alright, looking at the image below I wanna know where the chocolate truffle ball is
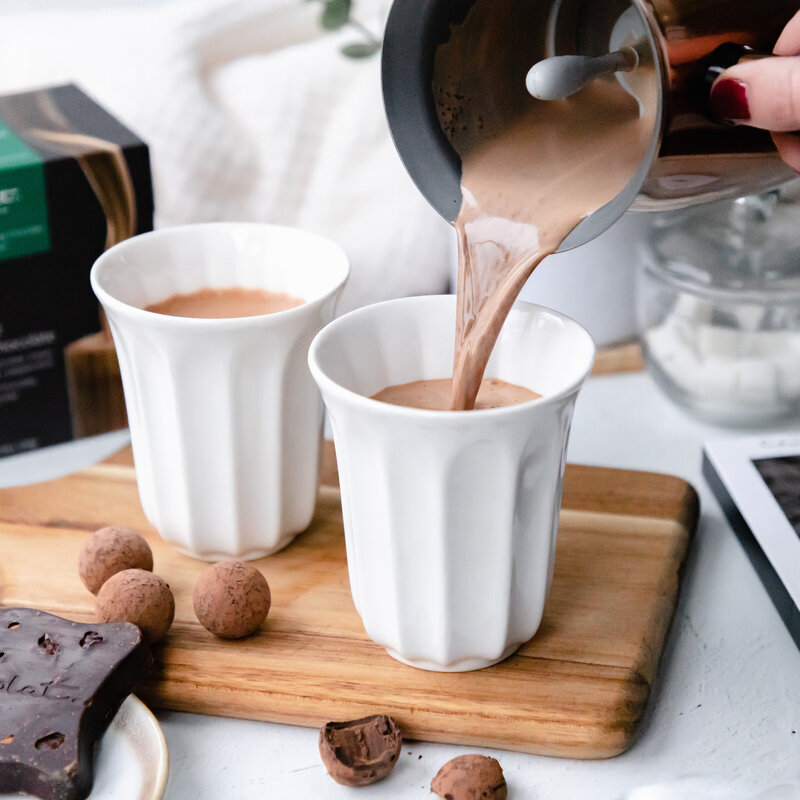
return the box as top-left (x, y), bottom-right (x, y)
top-left (79, 526), bottom-right (153, 595)
top-left (431, 755), bottom-right (507, 800)
top-left (96, 569), bottom-right (174, 643)
top-left (193, 561), bottom-right (270, 639)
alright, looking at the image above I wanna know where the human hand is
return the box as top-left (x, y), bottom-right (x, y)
top-left (709, 11), bottom-right (800, 172)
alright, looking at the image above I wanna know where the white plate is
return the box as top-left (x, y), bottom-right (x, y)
top-left (1, 695), bottom-right (169, 800)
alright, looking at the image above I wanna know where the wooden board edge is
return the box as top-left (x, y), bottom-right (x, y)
top-left (137, 661), bottom-right (651, 760)
top-left (629, 521), bottom-right (693, 686)
top-left (0, 589), bottom-right (653, 759)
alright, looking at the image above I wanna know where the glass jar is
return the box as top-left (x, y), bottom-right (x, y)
top-left (637, 184), bottom-right (800, 426)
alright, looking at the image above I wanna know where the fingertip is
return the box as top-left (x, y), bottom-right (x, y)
top-left (709, 76), bottom-right (750, 123)
top-left (711, 58), bottom-right (800, 132)
top-left (774, 10), bottom-right (800, 56)
top-left (772, 132), bottom-right (800, 174)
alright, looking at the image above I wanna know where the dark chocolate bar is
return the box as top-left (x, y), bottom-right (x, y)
top-left (0, 607), bottom-right (150, 799)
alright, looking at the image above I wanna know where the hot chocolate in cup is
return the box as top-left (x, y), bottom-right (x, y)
top-left (91, 222), bottom-right (349, 560)
top-left (308, 295), bottom-right (595, 671)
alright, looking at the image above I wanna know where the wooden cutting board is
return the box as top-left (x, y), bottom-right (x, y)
top-left (0, 457), bottom-right (697, 759)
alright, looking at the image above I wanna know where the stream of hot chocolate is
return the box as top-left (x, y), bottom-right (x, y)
top-left (433, 0), bottom-right (657, 410)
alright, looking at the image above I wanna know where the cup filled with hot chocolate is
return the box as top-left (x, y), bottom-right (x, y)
top-left (91, 222), bottom-right (349, 560)
top-left (309, 295), bottom-right (594, 671)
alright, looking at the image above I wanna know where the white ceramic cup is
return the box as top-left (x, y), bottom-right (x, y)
top-left (91, 223), bottom-right (349, 560)
top-left (308, 295), bottom-right (595, 671)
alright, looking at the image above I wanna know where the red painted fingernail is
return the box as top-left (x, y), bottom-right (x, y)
top-left (709, 78), bottom-right (751, 122)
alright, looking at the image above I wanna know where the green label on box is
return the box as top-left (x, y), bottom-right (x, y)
top-left (0, 120), bottom-right (50, 260)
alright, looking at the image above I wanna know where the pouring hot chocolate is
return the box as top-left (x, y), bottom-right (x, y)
top-left (382, 0), bottom-right (799, 409)
top-left (382, 0), bottom-right (799, 250)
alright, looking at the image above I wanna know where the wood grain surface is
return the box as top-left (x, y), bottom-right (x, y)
top-left (64, 330), bottom-right (127, 438)
top-left (0, 453), bottom-right (696, 759)
top-left (593, 341), bottom-right (644, 376)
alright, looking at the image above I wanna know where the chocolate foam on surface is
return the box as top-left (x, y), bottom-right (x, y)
top-left (145, 287), bottom-right (304, 319)
top-left (372, 377), bottom-right (539, 410)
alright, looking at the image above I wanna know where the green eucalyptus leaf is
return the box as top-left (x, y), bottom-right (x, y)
top-left (320, 0), bottom-right (351, 30)
top-left (340, 40), bottom-right (381, 58)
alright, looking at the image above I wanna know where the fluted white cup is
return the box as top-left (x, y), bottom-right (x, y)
top-left (309, 295), bottom-right (595, 671)
top-left (91, 223), bottom-right (349, 560)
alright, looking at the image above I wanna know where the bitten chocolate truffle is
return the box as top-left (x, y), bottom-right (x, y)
top-left (79, 526), bottom-right (153, 595)
top-left (319, 715), bottom-right (402, 786)
top-left (96, 569), bottom-right (174, 643)
top-left (431, 755), bottom-right (507, 800)
top-left (193, 561), bottom-right (270, 639)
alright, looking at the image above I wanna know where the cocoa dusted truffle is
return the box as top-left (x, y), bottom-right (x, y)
top-left (193, 561), bottom-right (270, 639)
top-left (319, 714), bottom-right (402, 786)
top-left (96, 569), bottom-right (174, 643)
top-left (431, 755), bottom-right (507, 800)
top-left (79, 526), bottom-right (153, 595)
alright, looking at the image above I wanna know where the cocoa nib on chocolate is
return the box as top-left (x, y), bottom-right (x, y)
top-left (431, 754), bottom-right (507, 800)
top-left (0, 607), bottom-right (150, 800)
top-left (318, 714), bottom-right (402, 786)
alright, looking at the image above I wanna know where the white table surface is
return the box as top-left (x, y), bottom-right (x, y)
top-left (1, 370), bottom-right (799, 799)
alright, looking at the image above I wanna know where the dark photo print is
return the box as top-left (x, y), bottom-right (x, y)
top-left (753, 455), bottom-right (800, 538)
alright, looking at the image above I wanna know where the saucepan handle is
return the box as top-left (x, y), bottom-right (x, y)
top-left (704, 43), bottom-right (772, 97)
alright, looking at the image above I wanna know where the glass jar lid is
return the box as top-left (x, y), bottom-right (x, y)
top-left (645, 182), bottom-right (800, 302)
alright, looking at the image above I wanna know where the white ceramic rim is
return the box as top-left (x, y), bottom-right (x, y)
top-left (124, 694), bottom-right (170, 800)
top-left (308, 294), bottom-right (596, 422)
top-left (0, 695), bottom-right (169, 800)
top-left (90, 222), bottom-right (350, 331)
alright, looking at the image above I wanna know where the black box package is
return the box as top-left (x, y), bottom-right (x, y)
top-left (0, 84), bottom-right (153, 456)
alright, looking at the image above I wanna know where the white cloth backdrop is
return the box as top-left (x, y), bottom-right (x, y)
top-left (0, 0), bottom-right (453, 312)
